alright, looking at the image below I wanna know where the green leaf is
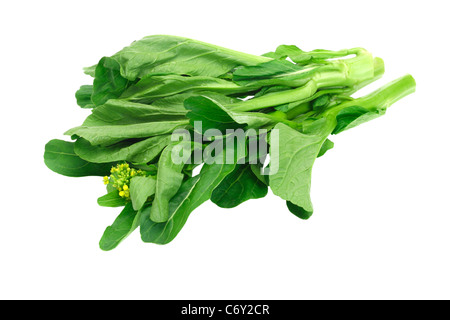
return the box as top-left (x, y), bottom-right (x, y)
top-left (108, 35), bottom-right (271, 81)
top-left (332, 106), bottom-right (382, 135)
top-left (139, 178), bottom-right (197, 244)
top-left (312, 94), bottom-right (331, 111)
top-left (92, 57), bottom-right (132, 106)
top-left (83, 65), bottom-right (96, 77)
top-left (152, 90), bottom-right (239, 109)
top-left (233, 59), bottom-right (316, 87)
top-left (75, 85), bottom-right (94, 108)
top-left (269, 118), bottom-right (334, 215)
top-left (121, 75), bottom-right (244, 103)
top-left (44, 139), bottom-right (114, 177)
top-left (272, 45), bottom-right (306, 62)
top-left (82, 99), bottom-right (187, 127)
top-left (74, 135), bottom-right (171, 164)
top-left (65, 119), bottom-right (189, 146)
top-left (184, 96), bottom-right (246, 133)
top-left (99, 203), bottom-right (140, 251)
top-left (234, 59), bottom-right (301, 80)
top-left (140, 161), bottom-right (236, 245)
top-left (317, 139), bottom-right (334, 158)
top-left (97, 191), bottom-right (128, 207)
top-left (106, 181), bottom-right (116, 193)
top-left (211, 164), bottom-right (268, 208)
top-left (286, 201), bottom-right (313, 220)
top-left (130, 176), bottom-right (157, 211)
top-left (274, 45), bottom-right (357, 65)
top-left (149, 143), bottom-right (193, 222)
top-left (184, 96), bottom-right (274, 133)
top-left (324, 75), bottom-right (416, 129)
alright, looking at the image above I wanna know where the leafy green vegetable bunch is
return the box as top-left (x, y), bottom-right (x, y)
top-left (44, 35), bottom-right (415, 250)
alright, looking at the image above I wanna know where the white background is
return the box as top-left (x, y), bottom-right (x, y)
top-left (1, 0), bottom-right (449, 300)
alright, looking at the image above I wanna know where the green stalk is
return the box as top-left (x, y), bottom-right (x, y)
top-left (227, 51), bottom-right (375, 112)
top-left (285, 102), bottom-right (311, 120)
top-left (229, 81), bottom-right (318, 112)
top-left (346, 56), bottom-right (385, 95)
top-left (324, 74), bottom-right (416, 117)
top-left (285, 56), bottom-right (386, 120)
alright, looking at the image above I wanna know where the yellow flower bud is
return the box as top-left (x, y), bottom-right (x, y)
top-left (105, 163), bottom-right (147, 199)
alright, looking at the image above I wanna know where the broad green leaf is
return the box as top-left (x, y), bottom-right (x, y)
top-left (82, 99), bottom-right (187, 127)
top-left (140, 161), bottom-right (236, 245)
top-left (184, 96), bottom-right (274, 133)
top-left (44, 139), bottom-right (114, 177)
top-left (108, 35), bottom-right (271, 81)
top-left (99, 203), bottom-right (140, 251)
top-left (234, 59), bottom-right (301, 80)
top-left (139, 178), bottom-right (198, 244)
top-left (65, 119), bottom-right (189, 146)
top-left (130, 176), bottom-right (157, 211)
top-left (74, 135), bottom-right (171, 164)
top-left (269, 118), bottom-right (335, 215)
top-left (211, 164), bottom-right (268, 208)
top-left (229, 111), bottom-right (276, 128)
top-left (121, 75), bottom-right (245, 103)
top-left (92, 57), bottom-right (132, 106)
top-left (332, 106), bottom-right (383, 134)
top-left (75, 85), bottom-right (94, 108)
top-left (233, 59), bottom-right (317, 87)
top-left (151, 90), bottom-right (239, 109)
top-left (150, 142), bottom-right (196, 223)
top-left (97, 191), bottom-right (127, 207)
top-left (184, 96), bottom-right (246, 133)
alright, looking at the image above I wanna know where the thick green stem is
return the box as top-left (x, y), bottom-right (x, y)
top-left (228, 81), bottom-right (318, 112)
top-left (227, 51), bottom-right (375, 112)
top-left (285, 102), bottom-right (311, 120)
top-left (346, 57), bottom-right (385, 95)
top-left (324, 74), bottom-right (416, 117)
top-left (285, 57), bottom-right (386, 120)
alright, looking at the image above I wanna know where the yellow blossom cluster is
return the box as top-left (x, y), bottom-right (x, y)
top-left (103, 163), bottom-right (145, 199)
